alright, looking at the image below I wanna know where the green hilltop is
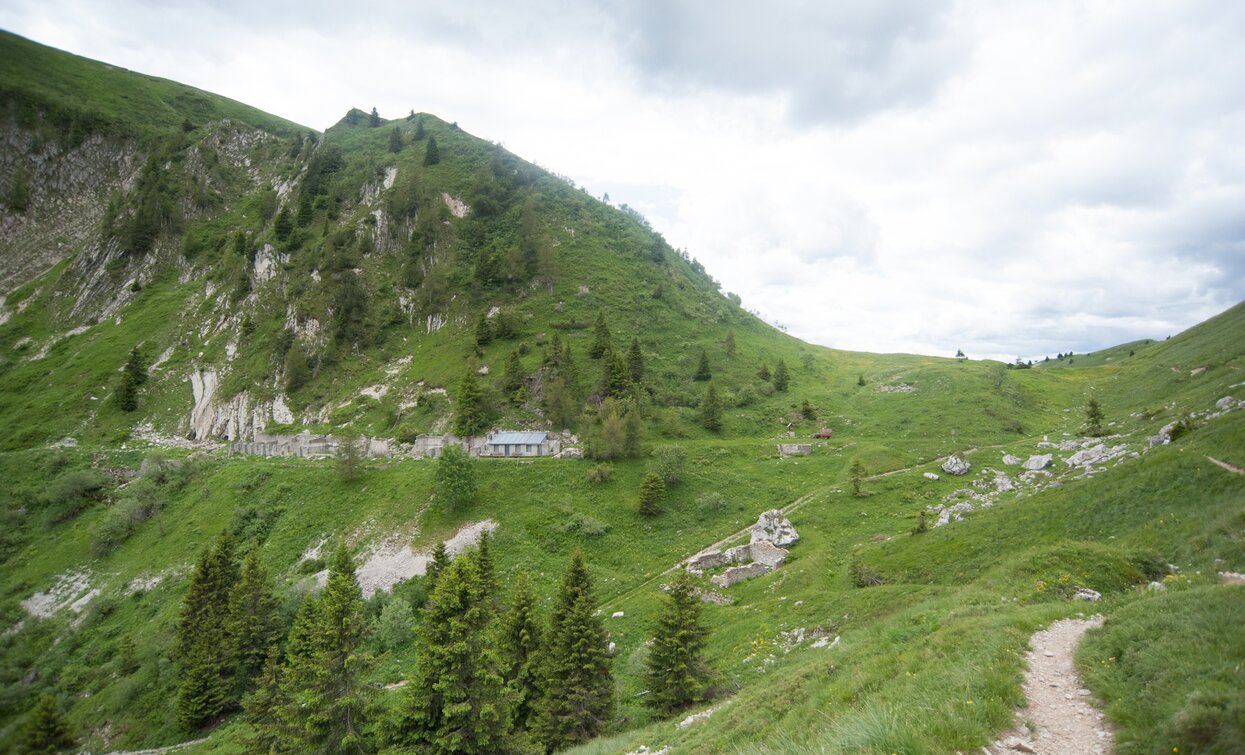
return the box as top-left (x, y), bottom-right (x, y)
top-left (1, 32), bottom-right (1243, 754)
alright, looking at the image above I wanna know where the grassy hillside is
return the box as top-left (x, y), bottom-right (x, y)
top-left (1, 34), bottom-right (1244, 755)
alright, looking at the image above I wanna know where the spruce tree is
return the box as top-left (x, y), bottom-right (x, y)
top-left (644, 572), bottom-right (710, 714)
top-left (389, 125), bottom-right (403, 153)
top-left (124, 346), bottom-right (148, 386)
top-left (474, 530), bottom-right (498, 605)
top-left (475, 312), bottom-right (493, 347)
top-left (274, 205), bottom-right (293, 241)
top-left (453, 369), bottom-right (488, 436)
top-left (638, 472), bottom-right (665, 516)
top-left (277, 545), bottom-right (372, 751)
top-left (435, 445), bottom-right (476, 510)
top-left (414, 115), bottom-right (427, 140)
top-left (589, 311), bottom-right (612, 359)
top-left (1084, 398), bottom-right (1105, 437)
top-left (19, 694), bottom-right (75, 754)
top-left (242, 644), bottom-right (289, 753)
top-left (627, 336), bottom-right (645, 385)
top-left (601, 349), bottom-right (629, 399)
top-left (536, 550), bottom-right (614, 751)
top-left (227, 547), bottom-right (280, 693)
top-left (623, 405), bottom-right (643, 458)
top-left (424, 135), bottom-right (440, 166)
top-left (773, 359), bottom-right (789, 392)
top-left (296, 190), bottom-right (313, 227)
top-left (543, 376), bottom-right (576, 431)
top-left (503, 350), bottom-right (524, 397)
top-left (175, 531), bottom-right (239, 731)
top-left (395, 556), bottom-right (511, 753)
top-left (850, 459), bottom-right (867, 498)
top-left (501, 572), bottom-right (544, 735)
top-left (701, 382), bottom-right (723, 433)
top-left (724, 331), bottom-right (736, 357)
top-left (693, 350), bottom-right (711, 381)
top-left (757, 363), bottom-right (771, 382)
top-left (426, 540), bottom-right (451, 594)
top-left (369, 106), bottom-right (381, 127)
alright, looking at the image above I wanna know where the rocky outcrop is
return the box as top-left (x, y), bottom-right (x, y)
top-left (777, 443), bottom-right (812, 457)
top-left (750, 509), bottom-right (799, 547)
top-left (189, 369), bottom-right (295, 441)
top-left (687, 511), bottom-right (799, 587)
top-left (942, 455), bottom-right (971, 475)
top-left (1002, 454), bottom-right (1022, 466)
top-left (1023, 454), bottom-right (1052, 470)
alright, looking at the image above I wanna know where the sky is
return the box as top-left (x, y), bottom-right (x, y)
top-left (4, 0), bottom-right (1243, 360)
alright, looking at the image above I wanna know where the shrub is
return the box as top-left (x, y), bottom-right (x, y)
top-left (40, 469), bottom-right (107, 524)
top-left (848, 557), bottom-right (884, 587)
top-left (639, 472), bottom-right (665, 516)
top-left (696, 492), bottom-right (726, 514)
top-left (585, 464), bottom-right (613, 484)
top-left (649, 445), bottom-right (687, 485)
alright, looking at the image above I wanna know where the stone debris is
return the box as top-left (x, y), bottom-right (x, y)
top-left (777, 443), bottom-right (813, 457)
top-left (688, 511), bottom-right (799, 588)
top-left (354, 520), bottom-right (497, 598)
top-left (942, 455), bottom-right (971, 475)
top-left (711, 562), bottom-right (770, 588)
top-left (1002, 454), bottom-right (1023, 466)
top-left (1219, 571), bottom-right (1245, 586)
top-left (1073, 588), bottom-right (1102, 602)
top-left (625, 747), bottom-right (670, 755)
top-left (676, 706), bottom-right (720, 729)
top-left (750, 509), bottom-right (800, 547)
top-left (1023, 454), bottom-right (1052, 470)
top-left (611, 611), bottom-right (625, 619)
top-left (1215, 395), bottom-right (1236, 411)
top-left (923, 471), bottom-right (940, 480)
top-left (22, 570), bottom-right (95, 619)
top-left (994, 472), bottom-right (1015, 493)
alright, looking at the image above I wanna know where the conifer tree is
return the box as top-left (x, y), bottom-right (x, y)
top-left (757, 363), bottom-right (771, 382)
top-left (296, 190), bottom-right (314, 227)
top-left (435, 444), bottom-right (477, 510)
top-left (773, 359), bottom-right (789, 392)
top-left (724, 331), bottom-right (736, 357)
top-left (175, 531), bottom-right (239, 731)
top-left (274, 205), bottom-right (293, 241)
top-left (503, 350), bottom-right (524, 397)
top-left (536, 550), bottom-right (614, 751)
top-left (426, 540), bottom-right (450, 594)
top-left (623, 405), bottom-right (643, 458)
top-left (701, 382), bottom-right (723, 432)
top-left (124, 346), bottom-right (148, 387)
top-left (276, 545), bottom-right (372, 751)
top-left (424, 135), bottom-right (440, 166)
top-left (1084, 398), bottom-right (1105, 437)
top-left (501, 572), bottom-right (544, 735)
top-left (561, 345), bottom-right (581, 399)
top-left (369, 106), bottom-right (381, 127)
top-left (228, 547), bottom-right (280, 693)
top-left (474, 530), bottom-right (498, 604)
top-left (644, 572), bottom-right (710, 714)
top-left (543, 376), bottom-right (576, 430)
top-left (593, 398), bottom-right (625, 460)
top-left (475, 312), bottom-right (493, 347)
top-left (693, 350), bottom-right (711, 381)
top-left (414, 115), bottom-right (427, 140)
top-left (589, 311), bottom-right (612, 359)
top-left (242, 643), bottom-right (289, 753)
top-left (601, 349), bottom-right (629, 398)
top-left (850, 459), bottom-right (867, 498)
top-left (19, 694), bottom-right (75, 754)
top-left (395, 556), bottom-right (511, 753)
top-left (627, 336), bottom-right (645, 385)
top-left (388, 125), bottom-right (403, 153)
top-left (638, 472), bottom-right (665, 516)
top-left (453, 369), bottom-right (488, 436)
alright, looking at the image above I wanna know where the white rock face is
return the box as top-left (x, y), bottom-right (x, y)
top-left (749, 510), bottom-right (799, 548)
top-left (1023, 454), bottom-right (1052, 470)
top-left (942, 455), bottom-right (971, 475)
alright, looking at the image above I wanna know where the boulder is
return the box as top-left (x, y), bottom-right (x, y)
top-left (994, 473), bottom-right (1015, 493)
top-left (923, 471), bottom-right (940, 480)
top-left (750, 509), bottom-right (799, 548)
top-left (1066, 444), bottom-right (1107, 467)
top-left (1002, 454), bottom-right (1023, 466)
top-left (745, 541), bottom-right (789, 569)
top-left (1073, 588), bottom-right (1102, 602)
top-left (611, 611), bottom-right (624, 619)
top-left (941, 455), bottom-right (971, 475)
top-left (1023, 454), bottom-right (1052, 470)
top-left (1216, 396), bottom-right (1236, 411)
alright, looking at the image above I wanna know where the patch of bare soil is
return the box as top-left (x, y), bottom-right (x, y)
top-left (989, 616), bottom-right (1113, 755)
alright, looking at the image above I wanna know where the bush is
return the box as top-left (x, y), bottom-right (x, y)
top-left (649, 445), bottom-right (687, 485)
top-left (297, 557), bottom-right (326, 575)
top-left (39, 469), bottom-right (107, 524)
top-left (585, 464), bottom-right (613, 484)
top-left (695, 492), bottom-right (726, 514)
top-left (555, 513), bottom-right (610, 537)
top-left (639, 472), bottom-right (666, 516)
top-left (848, 557), bottom-right (884, 587)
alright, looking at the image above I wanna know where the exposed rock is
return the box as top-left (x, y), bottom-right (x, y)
top-left (1073, 588), bottom-right (1101, 602)
top-left (441, 192), bottom-right (470, 218)
top-left (1023, 454), bottom-right (1052, 470)
top-left (698, 590), bottom-right (734, 605)
top-left (923, 471), bottom-right (940, 480)
top-left (777, 443), bottom-right (812, 457)
top-left (942, 455), bottom-right (971, 475)
top-left (994, 472), bottom-right (1015, 493)
top-left (1216, 396), bottom-right (1236, 411)
top-left (611, 611), bottom-right (625, 619)
top-left (734, 541), bottom-right (788, 569)
top-left (749, 509), bottom-right (799, 548)
top-left (677, 706), bottom-right (719, 729)
top-left (1146, 581), bottom-right (1166, 592)
top-left (1219, 571), bottom-right (1245, 586)
top-left (685, 551), bottom-right (731, 573)
top-left (1002, 454), bottom-right (1023, 466)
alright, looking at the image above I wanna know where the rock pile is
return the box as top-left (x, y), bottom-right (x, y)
top-left (942, 455), bottom-right (971, 475)
top-left (685, 510), bottom-right (799, 587)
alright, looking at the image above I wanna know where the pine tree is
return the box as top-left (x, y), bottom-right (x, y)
top-left (435, 445), bottom-right (477, 510)
top-left (283, 339), bottom-right (309, 392)
top-left (773, 359), bottom-right (789, 392)
top-left (414, 115), bottom-right (426, 140)
top-left (701, 382), bottom-right (723, 433)
top-left (388, 125), bottom-right (403, 153)
top-left (175, 531), bottom-right (239, 731)
top-left (501, 572), bottom-right (544, 735)
top-left (124, 346), bottom-right (148, 386)
top-left (18, 694), bottom-right (75, 754)
top-left (296, 189), bottom-right (314, 227)
top-left (850, 460), bottom-right (866, 498)
top-left (724, 331), bottom-right (736, 357)
top-left (693, 350), bottom-right (711, 381)
top-left (453, 369), bottom-right (488, 436)
top-left (474, 530), bottom-right (498, 605)
top-left (276, 545), bottom-right (373, 751)
top-left (589, 311), bottom-right (612, 359)
top-left (394, 556), bottom-right (511, 753)
top-left (601, 349), bottom-right (629, 398)
top-left (242, 644), bottom-right (289, 752)
top-left (503, 350), bottom-right (524, 397)
top-left (536, 550), bottom-right (614, 751)
top-left (801, 399), bottom-right (816, 421)
top-left (593, 398), bottom-right (625, 460)
top-left (369, 106), bottom-right (381, 127)
top-left (227, 547), bottom-right (280, 693)
top-left (424, 135), bottom-right (440, 166)
top-left (757, 363), bottom-right (771, 382)
top-left (335, 433), bottom-right (364, 481)
top-left (116, 369), bottom-right (139, 412)
top-left (426, 540), bottom-right (450, 594)
top-left (627, 336), bottom-right (645, 385)
top-left (638, 472), bottom-right (665, 516)
top-left (543, 376), bottom-right (576, 430)
top-left (644, 572), bottom-right (710, 714)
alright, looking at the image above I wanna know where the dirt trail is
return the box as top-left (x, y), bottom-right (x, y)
top-left (1207, 456), bottom-right (1245, 475)
top-left (989, 616), bottom-right (1113, 754)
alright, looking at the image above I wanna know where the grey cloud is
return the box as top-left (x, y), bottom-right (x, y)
top-left (607, 0), bottom-right (961, 123)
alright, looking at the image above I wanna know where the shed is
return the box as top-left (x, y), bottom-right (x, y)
top-left (484, 431), bottom-right (551, 457)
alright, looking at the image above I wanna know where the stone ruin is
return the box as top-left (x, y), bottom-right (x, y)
top-left (685, 510), bottom-right (799, 588)
top-left (777, 443), bottom-right (813, 457)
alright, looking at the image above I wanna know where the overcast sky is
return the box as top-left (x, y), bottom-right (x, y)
top-left (4, 1), bottom-right (1243, 360)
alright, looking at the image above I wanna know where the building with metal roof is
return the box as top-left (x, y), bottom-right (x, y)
top-left (483, 430), bottom-right (552, 457)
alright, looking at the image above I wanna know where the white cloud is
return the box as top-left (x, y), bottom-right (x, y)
top-left (1, 0), bottom-right (1242, 360)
